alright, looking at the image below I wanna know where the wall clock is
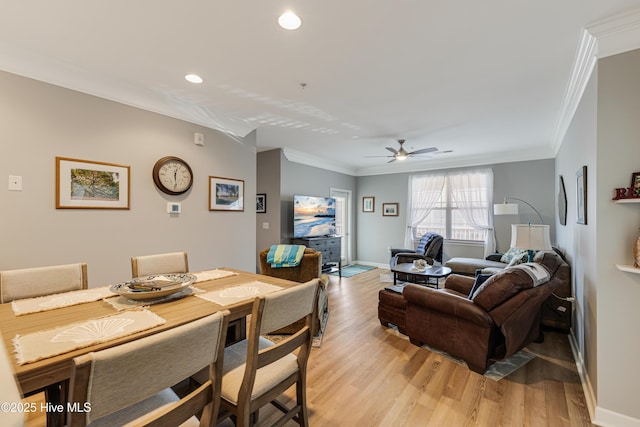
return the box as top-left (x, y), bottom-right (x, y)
top-left (152, 156), bottom-right (193, 195)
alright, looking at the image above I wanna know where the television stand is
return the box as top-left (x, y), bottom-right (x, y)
top-left (292, 236), bottom-right (342, 278)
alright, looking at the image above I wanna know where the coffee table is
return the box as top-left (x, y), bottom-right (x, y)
top-left (390, 263), bottom-right (452, 288)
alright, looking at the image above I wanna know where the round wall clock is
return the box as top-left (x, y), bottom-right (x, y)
top-left (152, 156), bottom-right (193, 195)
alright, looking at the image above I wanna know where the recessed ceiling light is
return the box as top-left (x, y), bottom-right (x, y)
top-left (278, 11), bottom-right (301, 30)
top-left (185, 74), bottom-right (203, 84)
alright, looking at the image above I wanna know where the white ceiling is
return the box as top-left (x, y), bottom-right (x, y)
top-left (1, 1), bottom-right (639, 175)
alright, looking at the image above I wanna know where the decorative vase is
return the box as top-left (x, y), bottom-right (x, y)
top-left (634, 235), bottom-right (640, 268)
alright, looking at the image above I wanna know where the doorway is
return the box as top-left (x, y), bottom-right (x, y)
top-left (330, 188), bottom-right (352, 266)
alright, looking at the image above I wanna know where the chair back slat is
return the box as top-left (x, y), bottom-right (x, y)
top-left (259, 279), bottom-right (318, 335)
top-left (69, 310), bottom-right (228, 426)
top-left (131, 252), bottom-right (188, 277)
top-left (0, 263), bottom-right (87, 303)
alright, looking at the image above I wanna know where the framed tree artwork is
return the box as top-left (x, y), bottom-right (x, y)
top-left (56, 157), bottom-right (130, 209)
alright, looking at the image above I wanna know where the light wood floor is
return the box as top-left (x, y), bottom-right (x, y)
top-left (24, 268), bottom-right (593, 426)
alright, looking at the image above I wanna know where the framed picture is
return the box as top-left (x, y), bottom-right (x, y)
top-left (56, 157), bottom-right (130, 209)
top-left (576, 166), bottom-right (587, 225)
top-left (382, 203), bottom-right (399, 216)
top-left (209, 176), bottom-right (244, 211)
top-left (362, 196), bottom-right (374, 213)
top-left (631, 172), bottom-right (640, 196)
top-left (256, 193), bottom-right (266, 213)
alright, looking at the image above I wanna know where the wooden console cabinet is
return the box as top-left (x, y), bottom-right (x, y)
top-left (292, 236), bottom-right (342, 277)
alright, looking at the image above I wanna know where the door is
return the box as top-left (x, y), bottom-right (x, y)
top-left (330, 188), bottom-right (352, 265)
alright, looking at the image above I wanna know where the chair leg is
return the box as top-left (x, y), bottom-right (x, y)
top-left (296, 377), bottom-right (309, 427)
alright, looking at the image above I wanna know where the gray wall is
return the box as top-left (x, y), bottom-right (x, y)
top-left (355, 159), bottom-right (556, 265)
top-left (254, 149), bottom-right (358, 264)
top-left (595, 49), bottom-right (640, 422)
top-left (256, 149), bottom-right (282, 269)
top-left (280, 156), bottom-right (357, 244)
top-left (557, 48), bottom-right (640, 425)
top-left (0, 70), bottom-right (257, 286)
top-left (556, 66), bottom-right (598, 409)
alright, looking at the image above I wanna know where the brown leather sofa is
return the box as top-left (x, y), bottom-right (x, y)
top-left (403, 250), bottom-right (566, 373)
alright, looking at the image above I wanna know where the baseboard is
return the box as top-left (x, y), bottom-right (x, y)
top-left (568, 332), bottom-right (596, 422)
top-left (569, 331), bottom-right (640, 427)
top-left (352, 260), bottom-right (389, 269)
top-left (594, 407), bottom-right (640, 427)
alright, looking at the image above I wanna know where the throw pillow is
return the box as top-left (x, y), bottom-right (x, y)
top-left (500, 247), bottom-right (525, 264)
top-left (506, 250), bottom-right (529, 267)
top-left (468, 273), bottom-right (493, 299)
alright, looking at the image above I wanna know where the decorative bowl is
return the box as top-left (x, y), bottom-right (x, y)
top-left (110, 273), bottom-right (197, 300)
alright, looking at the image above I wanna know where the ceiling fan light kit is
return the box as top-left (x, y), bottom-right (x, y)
top-left (369, 139), bottom-right (439, 163)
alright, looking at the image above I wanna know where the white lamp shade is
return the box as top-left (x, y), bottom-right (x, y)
top-left (494, 203), bottom-right (519, 215)
top-left (510, 224), bottom-right (552, 251)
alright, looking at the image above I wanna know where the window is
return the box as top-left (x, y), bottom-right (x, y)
top-left (408, 169), bottom-right (493, 243)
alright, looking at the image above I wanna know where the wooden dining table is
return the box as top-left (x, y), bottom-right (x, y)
top-left (0, 268), bottom-right (300, 425)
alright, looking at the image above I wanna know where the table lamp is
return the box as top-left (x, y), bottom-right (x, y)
top-left (510, 224), bottom-right (552, 262)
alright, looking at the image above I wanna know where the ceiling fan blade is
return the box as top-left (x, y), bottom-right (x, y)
top-left (387, 158), bottom-right (397, 163)
top-left (408, 147), bottom-right (438, 155)
top-left (385, 147), bottom-right (398, 154)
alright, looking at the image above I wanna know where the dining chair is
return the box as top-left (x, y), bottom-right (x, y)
top-left (196, 278), bottom-right (319, 427)
top-left (67, 310), bottom-right (229, 427)
top-left (0, 262), bottom-right (87, 303)
top-left (0, 333), bottom-right (24, 427)
top-left (0, 262), bottom-right (88, 425)
top-left (131, 251), bottom-right (189, 277)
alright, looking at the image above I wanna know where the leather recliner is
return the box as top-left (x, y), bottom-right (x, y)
top-left (403, 250), bottom-right (565, 373)
top-left (390, 232), bottom-right (444, 284)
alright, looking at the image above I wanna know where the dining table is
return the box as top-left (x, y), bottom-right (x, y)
top-left (0, 268), bottom-right (301, 426)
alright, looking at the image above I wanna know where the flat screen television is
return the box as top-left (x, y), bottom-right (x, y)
top-left (293, 195), bottom-right (336, 238)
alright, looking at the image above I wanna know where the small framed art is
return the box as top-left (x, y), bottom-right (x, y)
top-left (363, 196), bottom-right (374, 213)
top-left (631, 172), bottom-right (640, 196)
top-left (56, 157), bottom-right (130, 209)
top-left (209, 176), bottom-right (244, 211)
top-left (256, 193), bottom-right (266, 213)
top-left (382, 203), bottom-right (399, 216)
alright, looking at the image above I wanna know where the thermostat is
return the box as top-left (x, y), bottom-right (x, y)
top-left (167, 202), bottom-right (181, 214)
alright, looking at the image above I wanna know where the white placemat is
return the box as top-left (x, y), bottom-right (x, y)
top-left (196, 281), bottom-right (283, 306)
top-left (193, 269), bottom-right (238, 282)
top-left (11, 286), bottom-right (117, 316)
top-left (12, 309), bottom-right (166, 365)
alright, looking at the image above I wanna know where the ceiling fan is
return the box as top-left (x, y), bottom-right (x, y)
top-left (366, 139), bottom-right (438, 163)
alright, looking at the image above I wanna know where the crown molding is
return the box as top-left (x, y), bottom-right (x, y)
top-left (281, 147), bottom-right (357, 176)
top-left (550, 29), bottom-right (597, 155)
top-left (552, 8), bottom-right (640, 153)
top-left (588, 8), bottom-right (640, 59)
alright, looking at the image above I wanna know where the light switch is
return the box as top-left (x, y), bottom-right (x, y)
top-left (262, 222), bottom-right (269, 229)
top-left (8, 175), bottom-right (22, 191)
